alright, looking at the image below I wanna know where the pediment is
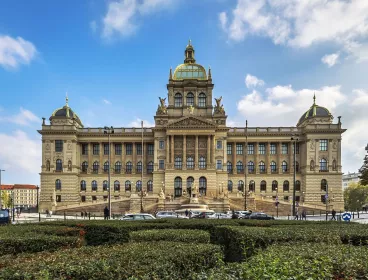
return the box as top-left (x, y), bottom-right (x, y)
top-left (166, 116), bottom-right (216, 128)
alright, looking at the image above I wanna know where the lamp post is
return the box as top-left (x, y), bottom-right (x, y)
top-left (140, 121), bottom-right (144, 213)
top-left (0, 169), bottom-right (5, 210)
top-left (290, 136), bottom-right (299, 217)
top-left (244, 120), bottom-right (248, 211)
top-left (36, 185), bottom-right (39, 213)
top-left (104, 126), bottom-right (114, 219)
top-left (274, 187), bottom-right (279, 217)
top-left (325, 183), bottom-right (329, 221)
top-left (162, 181), bottom-right (165, 210)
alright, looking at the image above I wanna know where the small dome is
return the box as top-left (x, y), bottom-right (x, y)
top-left (297, 95), bottom-right (331, 126)
top-left (173, 63), bottom-right (207, 80)
top-left (50, 96), bottom-right (83, 126)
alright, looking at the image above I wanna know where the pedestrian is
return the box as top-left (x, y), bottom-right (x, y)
top-left (84, 211), bottom-right (87, 219)
top-left (185, 209), bottom-right (189, 217)
top-left (294, 210), bottom-right (299, 220)
top-left (103, 206), bottom-right (109, 220)
top-left (81, 211), bottom-right (84, 219)
top-left (46, 209), bottom-right (49, 217)
top-left (302, 209), bottom-right (307, 220)
top-left (331, 209), bottom-right (336, 221)
top-left (189, 210), bottom-right (192, 218)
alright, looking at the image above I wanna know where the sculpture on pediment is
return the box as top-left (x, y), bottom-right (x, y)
top-left (214, 96), bottom-right (225, 115)
top-left (187, 105), bottom-right (194, 115)
top-left (156, 97), bottom-right (167, 115)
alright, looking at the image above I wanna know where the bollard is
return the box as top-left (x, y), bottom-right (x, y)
top-left (39, 212), bottom-right (41, 222)
top-left (64, 212), bottom-right (66, 221)
top-left (89, 212), bottom-right (91, 220)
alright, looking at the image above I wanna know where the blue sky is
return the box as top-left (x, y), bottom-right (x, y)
top-left (1, 0), bottom-right (368, 185)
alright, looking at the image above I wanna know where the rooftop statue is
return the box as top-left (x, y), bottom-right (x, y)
top-left (214, 96), bottom-right (225, 115)
top-left (157, 97), bottom-right (167, 115)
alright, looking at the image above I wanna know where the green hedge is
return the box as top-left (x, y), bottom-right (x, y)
top-left (0, 242), bottom-right (224, 279)
top-left (130, 229), bottom-right (210, 243)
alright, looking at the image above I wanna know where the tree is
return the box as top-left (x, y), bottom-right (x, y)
top-left (344, 182), bottom-right (368, 211)
top-left (1, 191), bottom-right (12, 209)
top-left (359, 144), bottom-right (368, 186)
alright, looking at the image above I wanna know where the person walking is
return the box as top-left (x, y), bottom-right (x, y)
top-left (302, 209), bottom-right (307, 220)
top-left (84, 211), bottom-right (87, 219)
top-left (185, 209), bottom-right (189, 217)
top-left (331, 209), bottom-right (336, 221)
top-left (81, 211), bottom-right (84, 219)
top-left (103, 206), bottom-right (109, 220)
top-left (294, 209), bottom-right (299, 220)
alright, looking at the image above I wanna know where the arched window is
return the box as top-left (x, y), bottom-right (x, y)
top-left (115, 161), bottom-right (122, 173)
top-left (80, 180), bottom-right (86, 191)
top-left (103, 180), bottom-right (108, 191)
top-left (248, 161), bottom-right (255, 173)
top-left (175, 156), bottom-right (182, 169)
top-left (321, 179), bottom-right (327, 192)
top-left (174, 93), bottom-right (183, 107)
top-left (198, 93), bottom-right (206, 107)
top-left (227, 161), bottom-right (233, 173)
top-left (282, 161), bottom-right (288, 173)
top-left (199, 156), bottom-right (206, 169)
top-left (55, 179), bottom-right (61, 190)
top-left (103, 161), bottom-right (109, 173)
top-left (137, 161), bottom-right (142, 173)
top-left (125, 180), bottom-right (131, 192)
top-left (332, 159), bottom-right (337, 171)
top-left (238, 180), bottom-right (244, 192)
top-left (114, 180), bottom-right (120, 191)
top-left (270, 161), bottom-right (277, 173)
top-left (259, 161), bottom-right (266, 173)
top-left (93, 161), bottom-right (99, 173)
top-left (260, 180), bottom-right (267, 192)
top-left (187, 156), bottom-right (194, 169)
top-left (296, 161), bottom-right (299, 172)
top-left (187, 177), bottom-right (194, 195)
top-left (136, 180), bottom-right (142, 192)
top-left (310, 160), bottom-right (315, 171)
top-left (236, 161), bottom-right (244, 174)
top-left (249, 180), bottom-right (255, 192)
top-left (147, 180), bottom-right (153, 192)
top-left (320, 158), bottom-right (327, 171)
top-left (295, 180), bottom-right (301, 192)
top-left (56, 159), bottom-right (62, 171)
top-left (174, 177), bottom-right (182, 197)
top-left (81, 161), bottom-right (88, 173)
top-left (186, 92), bottom-right (194, 106)
top-left (199, 177), bottom-right (207, 196)
top-left (147, 161), bottom-right (153, 173)
top-left (91, 180), bottom-right (97, 191)
top-left (283, 180), bottom-right (289, 192)
top-left (272, 180), bottom-right (278, 191)
top-left (228, 180), bottom-right (233, 192)
top-left (126, 161), bottom-right (132, 174)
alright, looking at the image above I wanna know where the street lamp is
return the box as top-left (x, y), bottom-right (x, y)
top-left (0, 169), bottom-right (5, 210)
top-left (325, 183), bottom-right (329, 221)
top-left (290, 136), bottom-right (299, 217)
top-left (104, 126), bottom-right (114, 219)
top-left (274, 187), bottom-right (279, 217)
top-left (36, 185), bottom-right (40, 213)
top-left (162, 181), bottom-right (165, 210)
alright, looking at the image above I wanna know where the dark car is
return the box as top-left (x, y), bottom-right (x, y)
top-left (0, 210), bottom-right (10, 225)
top-left (249, 212), bottom-right (275, 220)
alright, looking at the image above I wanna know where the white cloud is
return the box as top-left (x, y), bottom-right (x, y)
top-left (245, 74), bottom-right (265, 88)
top-left (234, 75), bottom-right (366, 173)
top-left (128, 118), bottom-right (154, 128)
top-left (0, 35), bottom-right (37, 69)
top-left (0, 130), bottom-right (41, 183)
top-left (0, 107), bottom-right (40, 126)
top-left (101, 0), bottom-right (175, 39)
top-left (321, 53), bottom-right (339, 67)
top-left (220, 0), bottom-right (368, 62)
top-left (103, 99), bottom-right (111, 105)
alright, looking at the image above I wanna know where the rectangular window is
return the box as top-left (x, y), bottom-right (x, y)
top-left (259, 143), bottom-right (266, 155)
top-left (216, 140), bottom-right (223, 149)
top-left (56, 195), bottom-right (61, 202)
top-left (270, 143), bottom-right (276, 155)
top-left (81, 196), bottom-right (86, 202)
top-left (227, 144), bottom-right (232, 155)
top-left (248, 144), bottom-right (254, 155)
top-left (104, 144), bottom-right (109, 155)
top-left (92, 196), bottom-right (97, 201)
top-left (236, 144), bottom-right (243, 155)
top-left (93, 144), bottom-right (100, 155)
top-left (136, 144), bottom-right (142, 155)
top-left (82, 144), bottom-right (88, 155)
top-left (115, 144), bottom-right (122, 155)
top-left (55, 140), bottom-right (63, 152)
top-left (159, 140), bottom-right (165, 149)
top-left (284, 196), bottom-right (289, 201)
top-left (320, 139), bottom-right (328, 151)
top-left (148, 144), bottom-right (154, 155)
top-left (126, 144), bottom-right (133, 155)
top-left (216, 160), bottom-right (222, 170)
top-left (296, 143), bottom-right (300, 154)
top-left (282, 143), bottom-right (288, 154)
top-left (159, 160), bottom-right (165, 170)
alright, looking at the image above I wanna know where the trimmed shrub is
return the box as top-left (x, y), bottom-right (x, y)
top-left (130, 229), bottom-right (210, 243)
top-left (0, 242), bottom-right (224, 279)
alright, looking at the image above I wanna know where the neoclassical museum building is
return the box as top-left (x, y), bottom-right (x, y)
top-left (38, 41), bottom-right (346, 213)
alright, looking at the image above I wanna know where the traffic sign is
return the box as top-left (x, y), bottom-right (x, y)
top-left (342, 212), bottom-right (352, 222)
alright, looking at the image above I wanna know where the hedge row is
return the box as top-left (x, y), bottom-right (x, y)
top-left (130, 229), bottom-right (210, 243)
top-left (0, 242), bottom-right (224, 280)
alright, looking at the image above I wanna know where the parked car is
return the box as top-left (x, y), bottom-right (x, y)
top-left (120, 214), bottom-right (156, 221)
top-left (191, 212), bottom-right (215, 219)
top-left (0, 210), bottom-right (10, 225)
top-left (156, 211), bottom-right (187, 219)
top-left (207, 213), bottom-right (232, 219)
top-left (249, 212), bottom-right (275, 220)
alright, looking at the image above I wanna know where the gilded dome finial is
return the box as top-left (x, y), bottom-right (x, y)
top-left (65, 92), bottom-right (69, 107)
top-left (313, 92), bottom-right (316, 105)
top-left (189, 38), bottom-right (191, 46)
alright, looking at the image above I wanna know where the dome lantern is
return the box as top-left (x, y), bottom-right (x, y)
top-left (297, 94), bottom-right (333, 126)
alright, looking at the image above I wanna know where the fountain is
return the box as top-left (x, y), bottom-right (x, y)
top-left (175, 182), bottom-right (213, 214)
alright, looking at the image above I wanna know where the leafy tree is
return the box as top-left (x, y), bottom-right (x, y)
top-left (344, 182), bottom-right (368, 211)
top-left (359, 150), bottom-right (368, 186)
top-left (1, 191), bottom-right (12, 209)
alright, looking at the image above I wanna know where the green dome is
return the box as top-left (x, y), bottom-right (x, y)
top-left (297, 95), bottom-right (331, 126)
top-left (173, 63), bottom-right (207, 80)
top-left (50, 96), bottom-right (83, 126)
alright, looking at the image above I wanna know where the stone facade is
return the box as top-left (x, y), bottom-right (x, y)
top-left (38, 42), bottom-right (346, 212)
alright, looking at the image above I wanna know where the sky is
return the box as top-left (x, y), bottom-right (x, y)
top-left (0, 0), bottom-right (368, 185)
